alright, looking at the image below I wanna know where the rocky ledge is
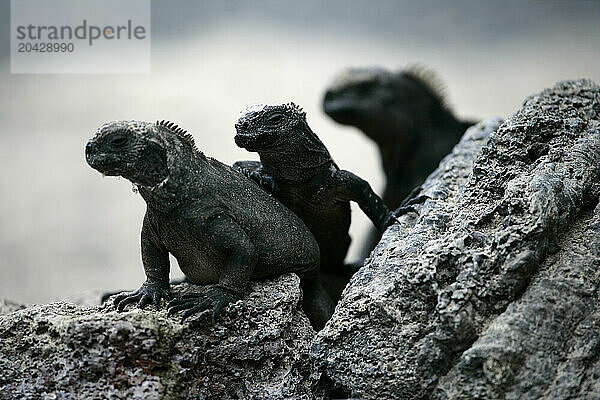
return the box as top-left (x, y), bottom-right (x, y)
top-left (2, 79), bottom-right (599, 400)
top-left (0, 274), bottom-right (319, 400)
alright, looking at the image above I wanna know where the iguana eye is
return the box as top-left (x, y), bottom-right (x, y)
top-left (110, 136), bottom-right (128, 148)
top-left (267, 113), bottom-right (284, 125)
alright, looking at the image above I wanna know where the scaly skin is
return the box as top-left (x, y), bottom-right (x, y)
top-left (85, 120), bottom-right (331, 328)
top-left (233, 103), bottom-right (398, 301)
top-left (323, 67), bottom-right (475, 256)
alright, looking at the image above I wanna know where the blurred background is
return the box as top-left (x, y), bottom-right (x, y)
top-left (1, 0), bottom-right (599, 303)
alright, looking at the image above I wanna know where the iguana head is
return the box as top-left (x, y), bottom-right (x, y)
top-left (86, 120), bottom-right (196, 187)
top-left (322, 67), bottom-right (449, 142)
top-left (234, 102), bottom-right (312, 152)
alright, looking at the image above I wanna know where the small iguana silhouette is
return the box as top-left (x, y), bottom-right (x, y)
top-left (85, 120), bottom-right (332, 328)
top-left (233, 103), bottom-right (400, 301)
top-left (323, 67), bottom-right (476, 256)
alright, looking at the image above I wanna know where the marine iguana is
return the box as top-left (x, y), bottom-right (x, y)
top-left (233, 103), bottom-right (399, 300)
top-left (323, 67), bottom-right (476, 256)
top-left (85, 120), bottom-right (332, 328)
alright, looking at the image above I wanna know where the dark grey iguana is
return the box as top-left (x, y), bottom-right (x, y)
top-left (233, 103), bottom-right (401, 301)
top-left (323, 67), bottom-right (476, 256)
top-left (85, 120), bottom-right (332, 328)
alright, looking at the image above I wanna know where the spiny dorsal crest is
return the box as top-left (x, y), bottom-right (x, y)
top-left (156, 120), bottom-right (198, 151)
top-left (286, 102), bottom-right (307, 119)
top-left (402, 64), bottom-right (449, 109)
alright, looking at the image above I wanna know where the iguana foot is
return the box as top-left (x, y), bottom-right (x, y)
top-left (403, 194), bottom-right (429, 207)
top-left (113, 280), bottom-right (172, 312)
top-left (102, 277), bottom-right (186, 304)
top-left (391, 187), bottom-right (430, 221)
top-left (399, 186), bottom-right (430, 208)
top-left (248, 170), bottom-right (277, 194)
top-left (233, 162), bottom-right (277, 194)
top-left (385, 199), bottom-right (428, 227)
top-left (167, 286), bottom-right (242, 325)
top-left (393, 205), bottom-right (417, 217)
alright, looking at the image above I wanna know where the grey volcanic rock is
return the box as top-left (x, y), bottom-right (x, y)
top-left (0, 274), bottom-right (320, 400)
top-left (311, 79), bottom-right (600, 399)
top-left (437, 203), bottom-right (600, 399)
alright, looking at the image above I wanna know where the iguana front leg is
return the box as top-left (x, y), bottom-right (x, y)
top-left (168, 214), bottom-right (256, 325)
top-left (232, 160), bottom-right (277, 194)
top-left (334, 169), bottom-right (398, 232)
top-left (114, 214), bottom-right (172, 311)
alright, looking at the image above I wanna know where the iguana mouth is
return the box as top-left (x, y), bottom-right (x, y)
top-left (85, 138), bottom-right (124, 175)
top-left (234, 131), bottom-right (260, 140)
top-left (86, 154), bottom-right (123, 176)
top-left (234, 131), bottom-right (276, 150)
top-left (322, 99), bottom-right (360, 123)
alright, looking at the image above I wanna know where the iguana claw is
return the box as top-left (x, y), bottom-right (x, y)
top-left (233, 163), bottom-right (278, 194)
top-left (248, 170), bottom-right (277, 194)
top-left (393, 205), bottom-right (417, 218)
top-left (391, 186), bottom-right (430, 220)
top-left (113, 280), bottom-right (172, 312)
top-left (167, 286), bottom-right (242, 325)
top-left (398, 186), bottom-right (429, 208)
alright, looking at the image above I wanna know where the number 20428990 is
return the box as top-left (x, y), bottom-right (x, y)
top-left (18, 42), bottom-right (74, 52)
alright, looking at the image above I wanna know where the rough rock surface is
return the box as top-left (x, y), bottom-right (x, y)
top-left (0, 274), bottom-right (320, 400)
top-left (311, 79), bottom-right (600, 399)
